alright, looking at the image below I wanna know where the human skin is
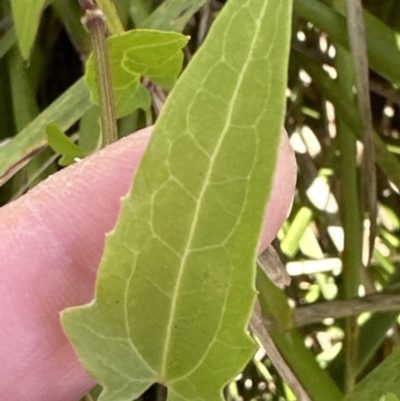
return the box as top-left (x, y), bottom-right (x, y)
top-left (0, 126), bottom-right (296, 401)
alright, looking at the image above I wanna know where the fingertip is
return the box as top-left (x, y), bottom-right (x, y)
top-left (0, 127), bottom-right (153, 401)
top-left (259, 130), bottom-right (296, 252)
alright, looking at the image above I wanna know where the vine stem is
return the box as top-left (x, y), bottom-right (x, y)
top-left (80, 0), bottom-right (118, 146)
top-left (250, 301), bottom-right (312, 401)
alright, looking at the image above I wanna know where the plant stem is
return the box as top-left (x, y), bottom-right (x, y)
top-left (345, 0), bottom-right (376, 262)
top-left (80, 0), bottom-right (118, 146)
top-left (292, 293), bottom-right (400, 327)
top-left (95, 0), bottom-right (124, 34)
top-left (334, 0), bottom-right (363, 390)
top-left (250, 301), bottom-right (312, 401)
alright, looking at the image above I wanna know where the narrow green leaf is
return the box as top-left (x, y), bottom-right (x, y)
top-left (0, 61), bottom-right (14, 144)
top-left (46, 123), bottom-right (84, 166)
top-left (79, 105), bottom-right (102, 156)
top-left (51, 0), bottom-right (91, 57)
top-left (357, 311), bottom-right (398, 374)
top-left (295, 52), bottom-right (400, 195)
top-left (85, 29), bottom-right (188, 118)
top-left (61, 0), bottom-right (292, 400)
top-left (294, 0), bottom-right (400, 85)
top-left (142, 0), bottom-right (207, 32)
top-left (256, 265), bottom-right (293, 332)
top-left (343, 347), bottom-right (400, 401)
top-left (344, 0), bottom-right (376, 266)
top-left (0, 27), bottom-right (17, 59)
top-left (129, 0), bottom-right (153, 27)
top-left (10, 0), bottom-right (46, 59)
top-left (356, 267), bottom-right (400, 374)
top-left (265, 327), bottom-right (343, 401)
top-left (0, 78), bottom-right (91, 186)
top-left (8, 46), bottom-right (40, 131)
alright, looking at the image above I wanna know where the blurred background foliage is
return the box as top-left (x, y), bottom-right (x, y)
top-left (3, 0), bottom-right (400, 400)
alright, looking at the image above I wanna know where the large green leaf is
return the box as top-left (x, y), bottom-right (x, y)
top-left (0, 29), bottom-right (186, 186)
top-left (85, 29), bottom-right (188, 118)
top-left (10, 0), bottom-right (46, 59)
top-left (61, 0), bottom-right (292, 400)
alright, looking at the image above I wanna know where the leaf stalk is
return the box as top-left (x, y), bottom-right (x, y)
top-left (80, 0), bottom-right (118, 146)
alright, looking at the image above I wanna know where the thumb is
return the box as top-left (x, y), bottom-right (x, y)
top-left (0, 126), bottom-right (295, 401)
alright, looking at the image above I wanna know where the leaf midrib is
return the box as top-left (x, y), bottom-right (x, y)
top-left (159, 0), bottom-right (270, 380)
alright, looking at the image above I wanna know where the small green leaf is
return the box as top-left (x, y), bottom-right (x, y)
top-left (46, 123), bottom-right (85, 166)
top-left (0, 78), bottom-right (91, 186)
top-left (10, 0), bottom-right (46, 59)
top-left (62, 0), bottom-right (292, 400)
top-left (85, 29), bottom-right (188, 118)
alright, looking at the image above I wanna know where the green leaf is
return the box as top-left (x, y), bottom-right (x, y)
top-left (294, 0), bottom-right (400, 85)
top-left (61, 0), bottom-right (292, 400)
top-left (96, 0), bottom-right (125, 35)
top-left (10, 0), bottom-right (46, 59)
top-left (85, 29), bottom-right (188, 118)
top-left (46, 123), bottom-right (85, 166)
top-left (142, 0), bottom-right (208, 31)
top-left (266, 328), bottom-right (343, 401)
top-left (79, 106), bottom-right (102, 156)
top-left (256, 264), bottom-right (293, 332)
top-left (343, 347), bottom-right (400, 401)
top-left (380, 394), bottom-right (400, 401)
top-left (0, 27), bottom-right (17, 59)
top-left (0, 78), bottom-right (91, 186)
top-left (295, 52), bottom-right (400, 199)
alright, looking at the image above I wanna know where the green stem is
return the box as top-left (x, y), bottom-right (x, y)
top-left (8, 46), bottom-right (39, 131)
top-left (333, 0), bottom-right (363, 390)
top-left (294, 51), bottom-right (400, 195)
top-left (7, 44), bottom-right (53, 190)
top-left (80, 0), bottom-right (118, 146)
top-left (294, 0), bottom-right (400, 85)
top-left (337, 112), bottom-right (362, 391)
top-left (345, 0), bottom-right (376, 262)
top-left (256, 268), bottom-right (343, 401)
top-left (95, 0), bottom-right (124, 34)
